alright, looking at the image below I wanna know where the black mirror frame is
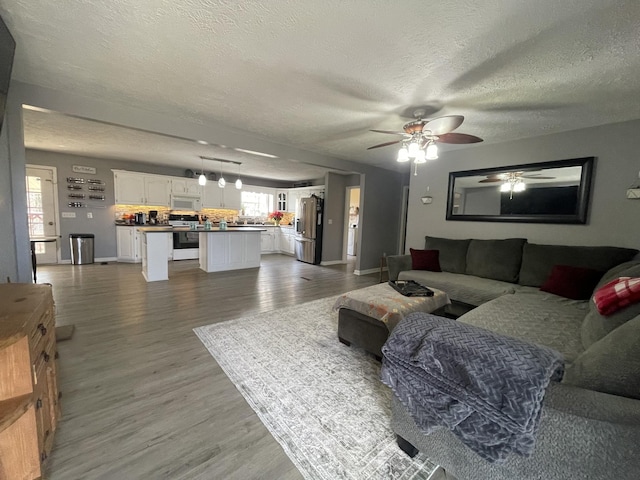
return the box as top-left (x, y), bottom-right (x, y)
top-left (446, 156), bottom-right (595, 224)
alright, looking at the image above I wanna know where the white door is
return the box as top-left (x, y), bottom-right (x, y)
top-left (25, 166), bottom-right (59, 264)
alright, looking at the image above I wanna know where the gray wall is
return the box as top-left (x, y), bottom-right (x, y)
top-left (0, 114), bottom-right (18, 281)
top-left (360, 169), bottom-right (408, 270)
top-left (322, 172), bottom-right (350, 262)
top-left (405, 119), bottom-right (640, 251)
top-left (462, 187), bottom-right (501, 215)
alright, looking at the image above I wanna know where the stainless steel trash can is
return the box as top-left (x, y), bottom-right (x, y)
top-left (69, 233), bottom-right (95, 264)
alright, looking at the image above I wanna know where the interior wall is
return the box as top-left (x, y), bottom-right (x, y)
top-left (0, 114), bottom-right (18, 281)
top-left (323, 172), bottom-right (350, 263)
top-left (359, 170), bottom-right (408, 272)
top-left (405, 119), bottom-right (640, 251)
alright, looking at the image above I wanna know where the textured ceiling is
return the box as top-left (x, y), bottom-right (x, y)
top-left (3, 0), bottom-right (640, 177)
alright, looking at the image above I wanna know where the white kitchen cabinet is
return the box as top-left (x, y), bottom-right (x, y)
top-left (260, 229), bottom-right (275, 253)
top-left (114, 171), bottom-right (145, 204)
top-left (276, 190), bottom-right (288, 212)
top-left (202, 182), bottom-right (222, 208)
top-left (277, 227), bottom-right (295, 255)
top-left (145, 176), bottom-right (171, 206)
top-left (171, 178), bottom-right (202, 196)
top-left (220, 186), bottom-right (242, 210)
top-left (114, 171), bottom-right (171, 206)
top-left (116, 226), bottom-right (141, 263)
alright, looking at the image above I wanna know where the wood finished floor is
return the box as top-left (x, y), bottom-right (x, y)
top-left (39, 255), bottom-right (378, 479)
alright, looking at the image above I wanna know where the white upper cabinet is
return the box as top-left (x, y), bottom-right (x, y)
top-left (171, 178), bottom-right (202, 196)
top-left (276, 190), bottom-right (288, 212)
top-left (221, 186), bottom-right (242, 210)
top-left (145, 176), bottom-right (171, 206)
top-left (114, 171), bottom-right (145, 204)
top-left (202, 182), bottom-right (222, 208)
top-left (114, 171), bottom-right (171, 206)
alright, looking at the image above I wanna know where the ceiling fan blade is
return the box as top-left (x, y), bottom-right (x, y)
top-left (521, 175), bottom-right (556, 179)
top-left (423, 115), bottom-right (464, 135)
top-left (369, 129), bottom-right (406, 136)
top-left (366, 140), bottom-right (401, 150)
top-left (478, 178), bottom-right (503, 183)
top-left (436, 132), bottom-right (483, 144)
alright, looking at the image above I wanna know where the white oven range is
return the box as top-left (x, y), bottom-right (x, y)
top-left (168, 214), bottom-right (199, 260)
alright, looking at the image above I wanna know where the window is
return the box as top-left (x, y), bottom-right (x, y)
top-left (25, 175), bottom-right (45, 253)
top-left (241, 190), bottom-right (274, 216)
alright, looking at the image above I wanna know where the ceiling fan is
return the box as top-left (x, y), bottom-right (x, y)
top-left (478, 171), bottom-right (556, 183)
top-left (367, 109), bottom-right (483, 165)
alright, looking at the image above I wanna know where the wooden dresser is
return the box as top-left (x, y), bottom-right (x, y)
top-left (0, 284), bottom-right (61, 480)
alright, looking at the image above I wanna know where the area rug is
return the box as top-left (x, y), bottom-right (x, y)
top-left (194, 296), bottom-right (437, 480)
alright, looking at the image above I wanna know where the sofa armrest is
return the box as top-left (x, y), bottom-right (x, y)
top-left (391, 383), bottom-right (640, 480)
top-left (387, 254), bottom-right (411, 281)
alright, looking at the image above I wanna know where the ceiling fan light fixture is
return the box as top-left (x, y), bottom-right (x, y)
top-left (514, 180), bottom-right (526, 192)
top-left (500, 182), bottom-right (512, 192)
top-left (397, 147), bottom-right (409, 162)
top-left (414, 149), bottom-right (426, 164)
top-left (426, 142), bottom-right (438, 160)
top-left (408, 141), bottom-right (420, 157)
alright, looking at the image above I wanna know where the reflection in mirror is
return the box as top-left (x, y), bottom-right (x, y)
top-left (446, 157), bottom-right (595, 224)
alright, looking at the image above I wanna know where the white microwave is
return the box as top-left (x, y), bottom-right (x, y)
top-left (171, 195), bottom-right (202, 211)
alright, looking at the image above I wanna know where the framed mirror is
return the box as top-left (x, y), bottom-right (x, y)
top-left (446, 157), bottom-right (595, 224)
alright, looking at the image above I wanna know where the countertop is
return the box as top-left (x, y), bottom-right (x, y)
top-left (138, 227), bottom-right (267, 233)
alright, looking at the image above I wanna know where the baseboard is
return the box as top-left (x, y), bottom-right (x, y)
top-left (354, 267), bottom-right (382, 275)
top-left (320, 260), bottom-right (345, 266)
top-left (58, 257), bottom-right (117, 265)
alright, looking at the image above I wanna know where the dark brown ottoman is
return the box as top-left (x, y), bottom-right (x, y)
top-left (333, 283), bottom-right (450, 360)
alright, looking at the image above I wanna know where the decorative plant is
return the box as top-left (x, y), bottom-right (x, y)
top-left (268, 211), bottom-right (284, 222)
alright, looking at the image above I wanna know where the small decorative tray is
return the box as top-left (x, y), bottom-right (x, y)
top-left (388, 280), bottom-right (435, 297)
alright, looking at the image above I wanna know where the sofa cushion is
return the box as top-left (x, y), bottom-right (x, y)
top-left (581, 262), bottom-right (640, 348)
top-left (458, 291), bottom-right (587, 362)
top-left (564, 315), bottom-right (640, 400)
top-left (465, 238), bottom-right (526, 283)
top-left (424, 236), bottom-right (470, 274)
top-left (409, 248), bottom-right (441, 271)
top-left (540, 265), bottom-right (604, 300)
top-left (518, 243), bottom-right (638, 287)
top-left (398, 270), bottom-right (516, 307)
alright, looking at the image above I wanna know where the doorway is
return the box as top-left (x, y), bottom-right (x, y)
top-left (25, 165), bottom-right (60, 264)
top-left (343, 186), bottom-right (360, 267)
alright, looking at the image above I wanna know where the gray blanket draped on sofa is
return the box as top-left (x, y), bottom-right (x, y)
top-left (381, 312), bottom-right (564, 463)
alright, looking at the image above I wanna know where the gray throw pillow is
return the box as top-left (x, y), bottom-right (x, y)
top-left (581, 262), bottom-right (640, 348)
top-left (465, 238), bottom-right (526, 283)
top-left (565, 315), bottom-right (640, 400)
top-left (424, 236), bottom-right (470, 274)
top-left (518, 243), bottom-right (638, 287)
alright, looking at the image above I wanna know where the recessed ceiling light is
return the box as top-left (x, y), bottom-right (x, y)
top-left (196, 140), bottom-right (208, 145)
top-left (233, 148), bottom-right (278, 158)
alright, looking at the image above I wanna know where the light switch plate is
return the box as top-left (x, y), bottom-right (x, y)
top-left (421, 196), bottom-right (433, 204)
top-left (87, 212), bottom-right (93, 218)
top-left (62, 212), bottom-right (76, 218)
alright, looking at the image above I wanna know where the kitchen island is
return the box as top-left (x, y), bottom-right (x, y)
top-left (138, 227), bottom-right (265, 282)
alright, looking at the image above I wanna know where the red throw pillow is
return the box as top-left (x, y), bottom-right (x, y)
top-left (539, 265), bottom-right (603, 300)
top-left (593, 277), bottom-right (640, 315)
top-left (409, 248), bottom-right (442, 272)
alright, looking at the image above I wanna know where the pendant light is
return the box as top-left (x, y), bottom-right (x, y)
top-left (198, 157), bottom-right (207, 186)
top-left (218, 160), bottom-right (226, 188)
top-left (235, 162), bottom-right (242, 190)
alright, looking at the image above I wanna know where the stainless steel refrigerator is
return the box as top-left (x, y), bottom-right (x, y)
top-left (295, 195), bottom-right (323, 264)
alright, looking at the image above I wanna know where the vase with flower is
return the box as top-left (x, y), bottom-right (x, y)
top-left (268, 210), bottom-right (284, 226)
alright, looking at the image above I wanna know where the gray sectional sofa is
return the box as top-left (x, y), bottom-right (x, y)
top-left (386, 237), bottom-right (640, 480)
